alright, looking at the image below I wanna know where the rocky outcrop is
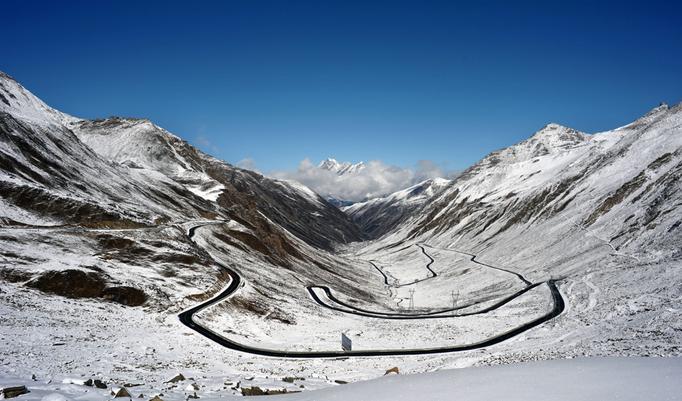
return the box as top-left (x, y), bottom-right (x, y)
top-left (26, 269), bottom-right (147, 306)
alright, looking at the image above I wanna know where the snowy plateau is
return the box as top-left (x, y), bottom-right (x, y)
top-left (1, 69), bottom-right (681, 400)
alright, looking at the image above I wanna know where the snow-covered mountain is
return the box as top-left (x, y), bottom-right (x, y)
top-left (1, 70), bottom-right (681, 399)
top-left (0, 71), bottom-right (362, 254)
top-left (343, 177), bottom-right (451, 238)
top-left (318, 158), bottom-right (366, 175)
top-left (401, 105), bottom-right (681, 260)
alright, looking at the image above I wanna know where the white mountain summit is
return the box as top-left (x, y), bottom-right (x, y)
top-left (318, 158), bottom-right (366, 175)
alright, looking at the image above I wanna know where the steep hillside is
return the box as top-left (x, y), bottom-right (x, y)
top-left (401, 107), bottom-right (681, 261)
top-left (0, 71), bottom-right (361, 254)
top-left (0, 73), bottom-right (216, 228)
top-left (343, 178), bottom-right (451, 238)
top-left (71, 118), bottom-right (363, 250)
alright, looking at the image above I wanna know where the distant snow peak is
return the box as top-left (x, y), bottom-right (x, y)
top-left (272, 157), bottom-right (454, 203)
top-left (318, 158), bottom-right (366, 175)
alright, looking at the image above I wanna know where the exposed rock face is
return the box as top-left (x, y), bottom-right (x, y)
top-left (1, 385), bottom-right (29, 398)
top-left (27, 270), bottom-right (107, 299)
top-left (101, 286), bottom-right (147, 306)
top-left (25, 269), bottom-right (147, 306)
top-left (0, 268), bottom-right (33, 283)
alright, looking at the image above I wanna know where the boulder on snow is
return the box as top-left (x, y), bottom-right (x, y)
top-left (93, 379), bottom-right (107, 389)
top-left (384, 367), bottom-right (400, 375)
top-left (240, 387), bottom-right (290, 396)
top-left (149, 396), bottom-right (164, 401)
top-left (113, 388), bottom-right (131, 398)
top-left (165, 374), bottom-right (186, 384)
top-left (1, 386), bottom-right (29, 399)
top-left (240, 387), bottom-right (265, 396)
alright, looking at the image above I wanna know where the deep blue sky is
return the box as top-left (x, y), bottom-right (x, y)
top-left (2, 1), bottom-right (681, 172)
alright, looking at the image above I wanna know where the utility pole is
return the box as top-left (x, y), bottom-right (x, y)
top-left (451, 290), bottom-right (458, 309)
top-left (409, 289), bottom-right (416, 310)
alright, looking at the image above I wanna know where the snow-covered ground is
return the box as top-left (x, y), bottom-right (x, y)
top-left (2, 358), bottom-right (679, 400)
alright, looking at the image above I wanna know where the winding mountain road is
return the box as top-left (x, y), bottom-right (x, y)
top-left (369, 245), bottom-right (437, 287)
top-left (179, 222), bottom-right (566, 358)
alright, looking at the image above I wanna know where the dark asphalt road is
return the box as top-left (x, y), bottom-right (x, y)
top-left (179, 222), bottom-right (565, 358)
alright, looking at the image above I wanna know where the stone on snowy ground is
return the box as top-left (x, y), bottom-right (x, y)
top-left (384, 367), bottom-right (400, 375)
top-left (185, 383), bottom-right (199, 392)
top-left (165, 374), bottom-right (185, 384)
top-left (113, 387), bottom-right (131, 398)
top-left (149, 396), bottom-right (164, 401)
top-left (93, 380), bottom-right (107, 389)
top-left (240, 387), bottom-right (292, 396)
top-left (1, 386), bottom-right (29, 398)
top-left (83, 379), bottom-right (93, 387)
top-left (240, 387), bottom-right (265, 396)
top-left (186, 393), bottom-right (199, 399)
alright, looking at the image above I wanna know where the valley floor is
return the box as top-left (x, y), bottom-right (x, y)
top-left (2, 219), bottom-right (681, 398)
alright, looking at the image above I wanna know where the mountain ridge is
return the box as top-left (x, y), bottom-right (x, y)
top-left (0, 71), bottom-right (363, 255)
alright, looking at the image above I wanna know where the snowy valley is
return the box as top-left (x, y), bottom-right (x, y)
top-left (1, 70), bottom-right (681, 400)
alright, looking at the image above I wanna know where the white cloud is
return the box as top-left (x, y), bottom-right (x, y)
top-left (236, 158), bottom-right (260, 173)
top-left (194, 134), bottom-right (220, 154)
top-left (269, 158), bottom-right (457, 202)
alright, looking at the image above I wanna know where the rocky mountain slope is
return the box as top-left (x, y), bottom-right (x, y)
top-left (343, 177), bottom-right (451, 238)
top-left (0, 71), bottom-right (362, 255)
top-left (398, 109), bottom-right (681, 260)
